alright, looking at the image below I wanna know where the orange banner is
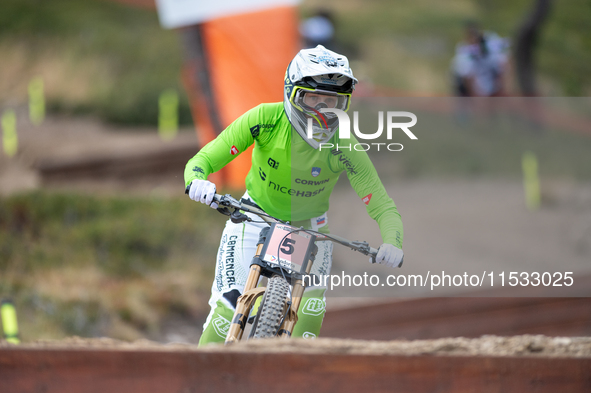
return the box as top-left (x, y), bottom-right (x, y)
top-left (182, 6), bottom-right (299, 189)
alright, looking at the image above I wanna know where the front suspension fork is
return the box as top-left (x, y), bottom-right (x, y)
top-left (225, 240), bottom-right (315, 343)
top-left (225, 243), bottom-right (265, 344)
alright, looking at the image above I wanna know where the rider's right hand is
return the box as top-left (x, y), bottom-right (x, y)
top-left (188, 179), bottom-right (218, 209)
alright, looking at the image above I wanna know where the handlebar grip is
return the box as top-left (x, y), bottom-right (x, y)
top-left (184, 182), bottom-right (220, 200)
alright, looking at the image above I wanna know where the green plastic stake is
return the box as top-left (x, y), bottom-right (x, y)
top-left (159, 89), bottom-right (179, 140)
top-left (1, 110), bottom-right (18, 157)
top-left (29, 76), bottom-right (45, 125)
top-left (522, 151), bottom-right (541, 211)
top-left (1, 300), bottom-right (20, 344)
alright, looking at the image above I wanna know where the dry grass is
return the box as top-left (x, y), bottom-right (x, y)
top-left (0, 41), bottom-right (110, 106)
top-left (0, 192), bottom-right (222, 342)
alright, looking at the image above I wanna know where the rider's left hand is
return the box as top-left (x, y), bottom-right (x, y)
top-left (374, 243), bottom-right (404, 268)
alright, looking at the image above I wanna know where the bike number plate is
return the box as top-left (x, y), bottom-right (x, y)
top-left (261, 224), bottom-right (315, 274)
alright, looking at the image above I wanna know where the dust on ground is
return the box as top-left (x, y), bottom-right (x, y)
top-left (1, 335), bottom-right (590, 358)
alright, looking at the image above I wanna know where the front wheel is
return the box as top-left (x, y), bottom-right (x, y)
top-left (251, 275), bottom-right (290, 338)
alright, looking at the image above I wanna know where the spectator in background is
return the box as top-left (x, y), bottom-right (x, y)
top-left (300, 9), bottom-right (335, 49)
top-left (452, 22), bottom-right (510, 97)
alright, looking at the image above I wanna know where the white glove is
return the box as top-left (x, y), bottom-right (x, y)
top-left (188, 179), bottom-right (218, 209)
top-left (373, 243), bottom-right (404, 268)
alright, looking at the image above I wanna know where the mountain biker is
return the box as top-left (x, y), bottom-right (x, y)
top-left (185, 45), bottom-right (404, 346)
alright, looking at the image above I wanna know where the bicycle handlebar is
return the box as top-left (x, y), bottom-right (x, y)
top-left (212, 193), bottom-right (379, 263)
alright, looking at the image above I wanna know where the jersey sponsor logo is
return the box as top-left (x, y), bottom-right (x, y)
top-left (302, 332), bottom-right (317, 339)
top-left (212, 315), bottom-right (231, 339)
top-left (230, 146), bottom-right (239, 155)
top-left (268, 181), bottom-right (326, 198)
top-left (259, 167), bottom-right (266, 181)
top-left (250, 125), bottom-right (260, 138)
top-left (362, 193), bottom-right (372, 205)
top-left (301, 298), bottom-right (326, 316)
top-left (330, 149), bottom-right (358, 175)
top-left (268, 157), bottom-right (279, 169)
top-left (295, 178), bottom-right (329, 186)
top-left (250, 124), bottom-right (274, 139)
top-left (192, 166), bottom-right (204, 174)
top-left (311, 167), bottom-right (321, 177)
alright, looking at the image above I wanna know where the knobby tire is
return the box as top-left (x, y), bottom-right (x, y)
top-left (252, 275), bottom-right (290, 338)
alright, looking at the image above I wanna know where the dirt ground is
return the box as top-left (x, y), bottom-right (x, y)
top-left (2, 335), bottom-right (591, 358)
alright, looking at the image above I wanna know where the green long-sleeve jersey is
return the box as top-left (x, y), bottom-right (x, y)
top-left (184, 102), bottom-right (403, 248)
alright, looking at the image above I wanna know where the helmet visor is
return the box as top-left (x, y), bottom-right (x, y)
top-left (291, 88), bottom-right (350, 113)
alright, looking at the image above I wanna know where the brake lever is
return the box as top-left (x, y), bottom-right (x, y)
top-left (212, 194), bottom-right (251, 223)
top-left (230, 209), bottom-right (251, 224)
top-left (351, 241), bottom-right (378, 264)
top-left (350, 240), bottom-right (370, 254)
top-left (216, 206), bottom-right (232, 216)
top-left (215, 194), bottom-right (242, 209)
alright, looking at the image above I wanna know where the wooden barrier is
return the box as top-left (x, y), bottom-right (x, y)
top-left (1, 347), bottom-right (590, 393)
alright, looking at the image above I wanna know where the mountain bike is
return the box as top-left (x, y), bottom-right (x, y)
top-left (212, 194), bottom-right (378, 344)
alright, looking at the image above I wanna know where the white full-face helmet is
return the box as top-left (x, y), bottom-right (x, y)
top-left (283, 45), bottom-right (358, 149)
